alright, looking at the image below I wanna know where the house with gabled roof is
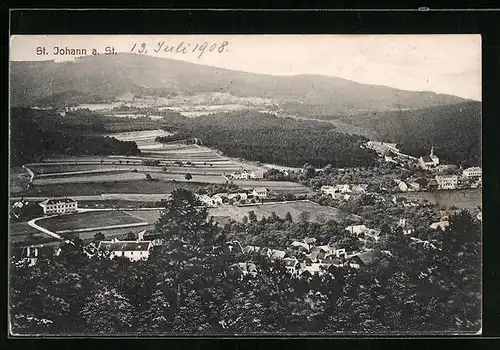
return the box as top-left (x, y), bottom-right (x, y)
top-left (98, 239), bottom-right (153, 261)
top-left (347, 249), bottom-right (379, 269)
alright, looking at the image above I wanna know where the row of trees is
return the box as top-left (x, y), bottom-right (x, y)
top-left (9, 189), bottom-right (481, 335)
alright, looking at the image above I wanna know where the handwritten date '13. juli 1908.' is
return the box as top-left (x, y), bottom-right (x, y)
top-left (131, 40), bottom-right (230, 59)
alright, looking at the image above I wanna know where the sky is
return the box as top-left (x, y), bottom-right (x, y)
top-left (10, 34), bottom-right (481, 100)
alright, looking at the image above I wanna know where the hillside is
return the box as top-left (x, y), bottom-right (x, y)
top-left (10, 108), bottom-right (141, 166)
top-left (334, 101), bottom-right (482, 166)
top-left (171, 111), bottom-right (378, 168)
top-left (10, 53), bottom-right (467, 112)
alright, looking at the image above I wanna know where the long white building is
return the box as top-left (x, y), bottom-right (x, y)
top-left (39, 197), bottom-right (78, 215)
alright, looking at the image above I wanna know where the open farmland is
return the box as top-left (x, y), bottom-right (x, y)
top-left (22, 129), bottom-right (310, 196)
top-left (25, 180), bottom-right (205, 197)
top-left (208, 200), bottom-right (360, 224)
top-left (10, 221), bottom-right (60, 246)
top-left (36, 211), bottom-right (147, 233)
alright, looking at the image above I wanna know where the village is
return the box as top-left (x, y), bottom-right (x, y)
top-left (12, 139), bottom-right (482, 281)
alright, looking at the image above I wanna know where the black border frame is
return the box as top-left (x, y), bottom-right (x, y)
top-left (4, 7), bottom-right (500, 346)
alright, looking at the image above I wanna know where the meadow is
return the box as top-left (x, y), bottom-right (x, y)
top-left (36, 211), bottom-right (147, 233)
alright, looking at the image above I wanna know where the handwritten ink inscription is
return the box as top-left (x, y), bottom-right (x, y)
top-left (131, 41), bottom-right (230, 59)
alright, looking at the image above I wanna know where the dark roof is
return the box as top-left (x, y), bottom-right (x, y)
top-left (421, 156), bottom-right (434, 163)
top-left (350, 250), bottom-right (379, 265)
top-left (98, 241), bottom-right (152, 252)
top-left (40, 197), bottom-right (77, 206)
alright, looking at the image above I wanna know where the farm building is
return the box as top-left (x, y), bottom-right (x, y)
top-left (229, 169), bottom-right (257, 180)
top-left (252, 187), bottom-right (268, 198)
top-left (39, 197), bottom-right (78, 215)
top-left (98, 239), bottom-right (153, 261)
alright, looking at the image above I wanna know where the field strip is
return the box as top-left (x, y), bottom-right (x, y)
top-left (36, 169), bottom-right (130, 177)
top-left (55, 221), bottom-right (149, 234)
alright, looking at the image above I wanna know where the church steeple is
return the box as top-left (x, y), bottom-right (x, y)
top-left (430, 146), bottom-right (434, 157)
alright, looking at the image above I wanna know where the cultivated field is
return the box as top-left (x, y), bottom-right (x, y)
top-left (25, 180), bottom-right (203, 197)
top-left (19, 129), bottom-right (310, 197)
top-left (208, 200), bottom-right (360, 224)
top-left (36, 211), bottom-right (147, 233)
top-left (10, 221), bottom-right (59, 246)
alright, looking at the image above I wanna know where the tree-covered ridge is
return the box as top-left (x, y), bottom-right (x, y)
top-left (323, 101), bottom-right (481, 166)
top-left (10, 189), bottom-right (481, 335)
top-left (176, 111), bottom-right (378, 168)
top-left (10, 108), bottom-right (141, 166)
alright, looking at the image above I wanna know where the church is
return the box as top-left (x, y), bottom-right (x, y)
top-left (417, 147), bottom-right (440, 170)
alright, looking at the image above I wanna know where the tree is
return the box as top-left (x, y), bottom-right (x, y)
top-left (154, 189), bottom-right (227, 317)
top-left (93, 232), bottom-right (105, 242)
top-left (248, 211), bottom-right (258, 223)
top-left (137, 289), bottom-right (172, 333)
top-left (126, 231), bottom-right (136, 241)
top-left (284, 212), bottom-right (293, 222)
top-left (145, 173), bottom-right (153, 181)
top-left (299, 211), bottom-right (311, 223)
top-left (80, 286), bottom-right (135, 334)
top-left (184, 173), bottom-right (193, 181)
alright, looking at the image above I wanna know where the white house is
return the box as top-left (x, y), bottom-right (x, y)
top-left (21, 246), bottom-right (39, 267)
top-left (345, 224), bottom-right (368, 235)
top-left (398, 182), bottom-right (409, 192)
top-left (211, 193), bottom-right (227, 205)
top-left (430, 220), bottom-right (450, 231)
top-left (290, 241), bottom-right (311, 252)
top-left (268, 249), bottom-right (287, 260)
top-left (463, 167), bottom-right (482, 178)
top-left (39, 197), bottom-right (78, 215)
top-left (320, 185), bottom-right (351, 196)
top-left (98, 239), bottom-right (153, 261)
top-left (435, 174), bottom-right (458, 190)
top-left (252, 187), bottom-right (268, 198)
top-left (197, 194), bottom-right (215, 206)
top-left (351, 184), bottom-right (368, 194)
top-left (227, 192), bottom-right (248, 201)
top-left (320, 185), bottom-right (336, 196)
top-left (408, 182), bottom-right (421, 191)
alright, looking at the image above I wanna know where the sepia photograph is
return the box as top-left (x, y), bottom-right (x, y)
top-left (8, 34), bottom-right (482, 336)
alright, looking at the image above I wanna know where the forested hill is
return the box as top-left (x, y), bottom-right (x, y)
top-left (10, 108), bottom-right (140, 166)
top-left (11, 54), bottom-right (467, 112)
top-left (174, 111), bottom-right (378, 168)
top-left (328, 101), bottom-right (481, 166)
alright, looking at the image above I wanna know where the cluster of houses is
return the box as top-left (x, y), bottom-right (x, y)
top-left (224, 169), bottom-right (261, 180)
top-left (195, 187), bottom-right (269, 207)
top-left (227, 238), bottom-right (380, 279)
top-left (320, 184), bottom-right (368, 200)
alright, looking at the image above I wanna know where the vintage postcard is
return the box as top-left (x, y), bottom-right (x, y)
top-left (9, 34), bottom-right (482, 336)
